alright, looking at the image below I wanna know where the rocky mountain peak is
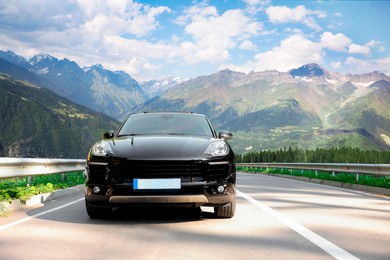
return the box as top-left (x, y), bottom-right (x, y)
top-left (369, 79), bottom-right (390, 89)
top-left (289, 63), bottom-right (329, 78)
top-left (0, 50), bottom-right (31, 70)
top-left (346, 71), bottom-right (390, 84)
top-left (28, 53), bottom-right (57, 66)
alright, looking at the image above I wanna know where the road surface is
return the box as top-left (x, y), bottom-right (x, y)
top-left (1, 172), bottom-right (389, 259)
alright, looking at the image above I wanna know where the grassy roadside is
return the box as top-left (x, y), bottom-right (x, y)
top-left (237, 166), bottom-right (390, 190)
top-left (0, 171), bottom-right (85, 217)
top-left (0, 171), bottom-right (84, 202)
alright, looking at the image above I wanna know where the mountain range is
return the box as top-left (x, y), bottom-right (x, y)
top-left (133, 64), bottom-right (390, 153)
top-left (0, 73), bottom-right (119, 158)
top-left (1, 50), bottom-right (390, 155)
top-left (0, 50), bottom-right (147, 119)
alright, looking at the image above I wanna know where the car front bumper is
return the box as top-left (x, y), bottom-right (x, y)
top-left (85, 182), bottom-right (236, 208)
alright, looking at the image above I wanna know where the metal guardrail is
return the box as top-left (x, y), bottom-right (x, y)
top-left (1, 159), bottom-right (389, 180)
top-left (0, 158), bottom-right (86, 179)
top-left (237, 163), bottom-right (390, 177)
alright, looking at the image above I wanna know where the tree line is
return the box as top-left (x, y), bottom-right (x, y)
top-left (236, 147), bottom-right (390, 164)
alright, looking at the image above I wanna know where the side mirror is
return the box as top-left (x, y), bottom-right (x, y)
top-left (219, 131), bottom-right (233, 140)
top-left (102, 130), bottom-right (115, 139)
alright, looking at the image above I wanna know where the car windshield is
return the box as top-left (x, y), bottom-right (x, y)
top-left (118, 113), bottom-right (215, 137)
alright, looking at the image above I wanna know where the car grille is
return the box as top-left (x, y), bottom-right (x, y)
top-left (108, 160), bottom-right (229, 183)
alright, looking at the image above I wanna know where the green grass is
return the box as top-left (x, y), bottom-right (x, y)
top-left (0, 171), bottom-right (84, 202)
top-left (237, 166), bottom-right (390, 189)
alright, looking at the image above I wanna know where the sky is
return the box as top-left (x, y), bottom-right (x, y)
top-left (0, 0), bottom-right (390, 81)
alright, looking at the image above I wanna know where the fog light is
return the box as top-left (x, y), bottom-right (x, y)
top-left (217, 185), bottom-right (225, 194)
top-left (92, 186), bottom-right (101, 194)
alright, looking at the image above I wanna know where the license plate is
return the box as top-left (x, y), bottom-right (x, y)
top-left (133, 178), bottom-right (181, 191)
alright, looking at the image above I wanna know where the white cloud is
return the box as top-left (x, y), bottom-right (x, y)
top-left (320, 32), bottom-right (351, 52)
top-left (0, 0), bottom-right (83, 31)
top-left (348, 40), bottom-right (376, 55)
top-left (78, 0), bottom-right (171, 37)
top-left (0, 0), bottom-right (388, 80)
top-left (331, 61), bottom-right (341, 69)
top-left (266, 5), bottom-right (324, 30)
top-left (180, 6), bottom-right (263, 64)
top-left (267, 5), bottom-right (306, 23)
top-left (227, 34), bottom-right (323, 73)
top-left (376, 56), bottom-right (390, 75)
top-left (345, 56), bottom-right (369, 67)
top-left (239, 40), bottom-right (258, 51)
top-left (0, 0), bottom-right (174, 79)
top-left (175, 5), bottom-right (218, 25)
top-left (243, 0), bottom-right (270, 5)
top-left (344, 56), bottom-right (390, 75)
top-left (348, 44), bottom-right (371, 55)
top-left (242, 0), bottom-right (271, 14)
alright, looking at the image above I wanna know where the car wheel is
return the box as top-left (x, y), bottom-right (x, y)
top-left (214, 196), bottom-right (236, 218)
top-left (85, 198), bottom-right (112, 219)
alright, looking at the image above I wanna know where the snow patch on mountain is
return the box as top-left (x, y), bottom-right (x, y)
top-left (352, 81), bottom-right (375, 88)
top-left (29, 53), bottom-right (55, 65)
top-left (381, 134), bottom-right (390, 145)
top-left (37, 67), bottom-right (49, 74)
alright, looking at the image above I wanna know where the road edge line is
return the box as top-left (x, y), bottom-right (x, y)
top-left (237, 189), bottom-right (359, 260)
top-left (0, 198), bottom-right (84, 231)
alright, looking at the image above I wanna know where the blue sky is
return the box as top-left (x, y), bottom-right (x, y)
top-left (0, 0), bottom-right (389, 81)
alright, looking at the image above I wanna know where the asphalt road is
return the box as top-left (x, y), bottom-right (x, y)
top-left (1, 172), bottom-right (389, 260)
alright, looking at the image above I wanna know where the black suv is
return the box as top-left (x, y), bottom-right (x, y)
top-left (84, 112), bottom-right (236, 218)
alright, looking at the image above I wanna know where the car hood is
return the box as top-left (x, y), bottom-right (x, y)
top-left (107, 135), bottom-right (217, 160)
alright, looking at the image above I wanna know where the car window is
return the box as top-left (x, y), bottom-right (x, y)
top-left (118, 114), bottom-right (214, 137)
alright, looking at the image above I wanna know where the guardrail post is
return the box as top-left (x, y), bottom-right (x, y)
top-left (27, 176), bottom-right (33, 186)
top-left (356, 174), bottom-right (359, 182)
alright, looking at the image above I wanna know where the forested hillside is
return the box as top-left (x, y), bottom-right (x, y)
top-left (0, 74), bottom-right (120, 158)
top-left (238, 147), bottom-right (390, 164)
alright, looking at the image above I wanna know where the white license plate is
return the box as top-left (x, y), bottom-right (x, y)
top-left (133, 178), bottom-right (181, 190)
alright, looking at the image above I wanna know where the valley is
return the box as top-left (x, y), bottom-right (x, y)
top-left (1, 50), bottom-right (390, 157)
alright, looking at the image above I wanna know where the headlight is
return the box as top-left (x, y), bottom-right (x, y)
top-left (205, 141), bottom-right (229, 157)
top-left (91, 141), bottom-right (113, 156)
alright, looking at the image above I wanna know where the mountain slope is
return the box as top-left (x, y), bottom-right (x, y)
top-left (326, 81), bottom-right (390, 147)
top-left (2, 50), bottom-right (390, 153)
top-left (0, 74), bottom-right (120, 158)
top-left (224, 99), bottom-right (321, 132)
top-left (0, 57), bottom-right (66, 95)
top-left (133, 65), bottom-right (390, 152)
top-left (0, 50), bottom-right (32, 70)
top-left (140, 77), bottom-right (184, 99)
top-left (0, 51), bottom-right (147, 119)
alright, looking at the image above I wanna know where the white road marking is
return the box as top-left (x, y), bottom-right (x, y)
top-left (237, 189), bottom-right (359, 260)
top-left (0, 189), bottom-right (361, 260)
top-left (0, 198), bottom-right (85, 231)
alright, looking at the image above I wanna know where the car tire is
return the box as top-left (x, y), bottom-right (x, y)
top-left (85, 198), bottom-right (112, 219)
top-left (214, 196), bottom-right (236, 218)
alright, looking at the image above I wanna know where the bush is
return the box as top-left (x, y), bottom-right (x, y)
top-left (0, 171), bottom-right (84, 202)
